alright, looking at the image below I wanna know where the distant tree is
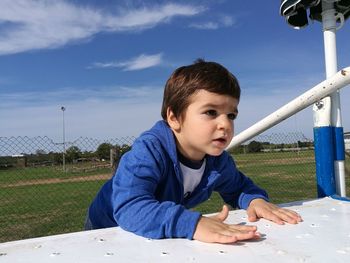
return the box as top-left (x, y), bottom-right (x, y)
top-left (247, 141), bottom-right (263, 153)
top-left (119, 144), bottom-right (132, 156)
top-left (36, 149), bottom-right (46, 155)
top-left (50, 152), bottom-right (62, 165)
top-left (81, 151), bottom-right (95, 159)
top-left (96, 143), bottom-right (113, 160)
top-left (298, 140), bottom-right (313, 148)
top-left (112, 144), bottom-right (132, 160)
top-left (30, 149), bottom-right (48, 164)
top-left (228, 145), bottom-right (245, 155)
top-left (110, 144), bottom-right (132, 171)
top-left (65, 146), bottom-right (82, 163)
top-left (280, 143), bottom-right (285, 150)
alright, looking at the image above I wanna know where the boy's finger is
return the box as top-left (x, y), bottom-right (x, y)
top-left (246, 208), bottom-right (258, 222)
top-left (228, 224), bottom-right (257, 232)
top-left (262, 210), bottom-right (285, 225)
top-left (211, 205), bottom-right (229, 222)
top-left (248, 214), bottom-right (258, 222)
top-left (227, 230), bottom-right (261, 241)
top-left (214, 230), bottom-right (259, 243)
top-left (274, 209), bottom-right (302, 224)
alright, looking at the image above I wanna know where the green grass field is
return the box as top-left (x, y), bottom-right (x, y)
top-left (0, 163), bottom-right (111, 184)
top-left (195, 150), bottom-right (320, 214)
top-left (0, 181), bottom-right (106, 242)
top-left (1, 150), bottom-right (349, 242)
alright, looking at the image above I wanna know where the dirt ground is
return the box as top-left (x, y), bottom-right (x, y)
top-left (3, 174), bottom-right (111, 188)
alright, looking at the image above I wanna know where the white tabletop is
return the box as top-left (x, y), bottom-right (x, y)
top-left (0, 197), bottom-right (349, 263)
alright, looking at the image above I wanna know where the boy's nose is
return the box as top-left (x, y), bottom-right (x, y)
top-left (218, 115), bottom-right (233, 131)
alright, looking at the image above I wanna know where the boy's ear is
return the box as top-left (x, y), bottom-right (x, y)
top-left (166, 108), bottom-right (181, 131)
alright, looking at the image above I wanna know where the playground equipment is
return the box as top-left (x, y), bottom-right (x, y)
top-left (0, 197), bottom-right (349, 263)
top-left (282, 0), bottom-right (349, 198)
top-left (229, 0), bottom-right (350, 198)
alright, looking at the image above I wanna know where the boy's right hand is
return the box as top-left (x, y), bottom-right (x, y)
top-left (193, 205), bottom-right (260, 244)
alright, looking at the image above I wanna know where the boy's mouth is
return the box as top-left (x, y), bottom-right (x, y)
top-left (213, 137), bottom-right (227, 145)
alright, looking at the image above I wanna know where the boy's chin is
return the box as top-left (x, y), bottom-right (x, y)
top-left (208, 149), bottom-right (225, 156)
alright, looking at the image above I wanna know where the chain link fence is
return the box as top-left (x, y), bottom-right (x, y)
top-left (0, 136), bottom-right (134, 243)
top-left (231, 132), bottom-right (317, 204)
top-left (0, 133), bottom-right (349, 242)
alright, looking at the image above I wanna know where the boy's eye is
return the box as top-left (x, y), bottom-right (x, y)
top-left (227, 113), bottom-right (237, 120)
top-left (205, 110), bottom-right (217, 117)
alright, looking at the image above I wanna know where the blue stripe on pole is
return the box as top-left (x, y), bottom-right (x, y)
top-left (313, 126), bottom-right (336, 197)
top-left (333, 127), bottom-right (345, 161)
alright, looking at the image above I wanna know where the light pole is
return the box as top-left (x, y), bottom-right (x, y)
top-left (61, 106), bottom-right (66, 172)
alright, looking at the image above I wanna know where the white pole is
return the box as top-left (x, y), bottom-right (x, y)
top-left (321, 0), bottom-right (346, 197)
top-left (226, 67), bottom-right (350, 149)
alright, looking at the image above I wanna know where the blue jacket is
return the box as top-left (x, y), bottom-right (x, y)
top-left (88, 120), bottom-right (268, 239)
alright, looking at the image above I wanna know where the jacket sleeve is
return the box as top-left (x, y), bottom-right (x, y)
top-left (111, 137), bottom-right (201, 239)
top-left (214, 153), bottom-right (269, 209)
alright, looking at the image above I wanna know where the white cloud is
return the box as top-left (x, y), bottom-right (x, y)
top-left (0, 98), bottom-right (162, 142)
top-left (0, 84), bottom-right (163, 109)
top-left (1, 81), bottom-right (349, 141)
top-left (190, 21), bottom-right (220, 30)
top-left (89, 53), bottom-right (163, 71)
top-left (0, 84), bottom-right (164, 140)
top-left (0, 1), bottom-right (204, 55)
top-left (189, 14), bottom-right (234, 30)
top-left (220, 15), bottom-right (234, 27)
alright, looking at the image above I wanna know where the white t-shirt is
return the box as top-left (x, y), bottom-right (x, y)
top-left (180, 159), bottom-right (206, 197)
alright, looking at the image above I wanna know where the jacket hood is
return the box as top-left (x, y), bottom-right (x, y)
top-left (141, 120), bottom-right (178, 164)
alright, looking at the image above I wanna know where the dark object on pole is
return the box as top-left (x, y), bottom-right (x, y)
top-left (280, 0), bottom-right (350, 28)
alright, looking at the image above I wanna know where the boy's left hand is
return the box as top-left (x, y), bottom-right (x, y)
top-left (247, 198), bottom-right (302, 225)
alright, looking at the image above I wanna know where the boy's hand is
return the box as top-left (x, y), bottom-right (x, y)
top-left (247, 198), bottom-right (302, 225)
top-left (193, 205), bottom-right (261, 244)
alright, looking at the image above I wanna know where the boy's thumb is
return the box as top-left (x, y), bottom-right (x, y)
top-left (247, 209), bottom-right (258, 222)
top-left (213, 205), bottom-right (229, 222)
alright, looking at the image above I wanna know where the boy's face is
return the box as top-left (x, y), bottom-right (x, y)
top-left (168, 89), bottom-right (238, 161)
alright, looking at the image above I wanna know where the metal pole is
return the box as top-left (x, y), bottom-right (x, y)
top-left (315, 0), bottom-right (346, 197)
top-left (226, 67), bottom-right (350, 149)
top-left (61, 106), bottom-right (66, 172)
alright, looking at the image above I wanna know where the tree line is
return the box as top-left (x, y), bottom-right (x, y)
top-left (229, 140), bottom-right (314, 154)
top-left (0, 143), bottom-right (132, 169)
top-left (1, 140), bottom-right (314, 169)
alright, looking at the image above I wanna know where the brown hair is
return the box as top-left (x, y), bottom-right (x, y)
top-left (161, 58), bottom-right (240, 121)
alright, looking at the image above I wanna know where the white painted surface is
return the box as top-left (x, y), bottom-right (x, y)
top-left (0, 197), bottom-right (350, 262)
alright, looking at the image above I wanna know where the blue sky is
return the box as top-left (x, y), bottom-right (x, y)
top-left (0, 0), bottom-right (349, 143)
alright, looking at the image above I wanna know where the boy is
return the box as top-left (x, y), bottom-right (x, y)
top-left (86, 59), bottom-right (302, 244)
